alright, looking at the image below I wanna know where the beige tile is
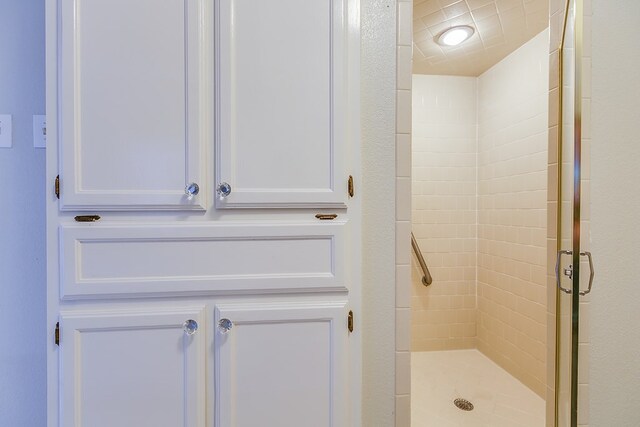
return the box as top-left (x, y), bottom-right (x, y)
top-left (396, 90), bottom-right (412, 134)
top-left (395, 394), bottom-right (411, 427)
top-left (396, 221), bottom-right (411, 265)
top-left (395, 351), bottom-right (411, 394)
top-left (396, 308), bottom-right (411, 351)
top-left (396, 265), bottom-right (412, 308)
top-left (397, 45), bottom-right (413, 91)
top-left (397, 1), bottom-right (413, 46)
top-left (396, 134), bottom-right (412, 178)
top-left (414, 1), bottom-right (442, 20)
top-left (396, 177), bottom-right (412, 221)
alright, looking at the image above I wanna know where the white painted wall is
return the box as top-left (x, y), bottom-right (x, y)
top-left (590, 0), bottom-right (640, 424)
top-left (0, 0), bottom-right (47, 425)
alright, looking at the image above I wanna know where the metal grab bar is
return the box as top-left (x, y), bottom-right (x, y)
top-left (411, 232), bottom-right (433, 287)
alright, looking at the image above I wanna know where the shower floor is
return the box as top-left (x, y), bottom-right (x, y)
top-left (411, 350), bottom-right (545, 427)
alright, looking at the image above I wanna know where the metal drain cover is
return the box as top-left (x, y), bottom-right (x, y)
top-left (453, 398), bottom-right (474, 411)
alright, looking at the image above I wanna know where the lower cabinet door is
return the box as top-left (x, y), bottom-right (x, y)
top-left (214, 301), bottom-right (349, 427)
top-left (59, 307), bottom-right (206, 427)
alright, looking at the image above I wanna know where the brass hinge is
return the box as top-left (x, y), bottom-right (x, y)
top-left (54, 322), bottom-right (60, 346)
top-left (348, 175), bottom-right (354, 197)
top-left (54, 175), bottom-right (60, 199)
top-left (75, 215), bottom-right (101, 222)
top-left (347, 310), bottom-right (354, 333)
top-left (315, 214), bottom-right (337, 220)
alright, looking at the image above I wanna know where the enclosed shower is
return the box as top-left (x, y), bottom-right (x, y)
top-left (410, 28), bottom-right (550, 426)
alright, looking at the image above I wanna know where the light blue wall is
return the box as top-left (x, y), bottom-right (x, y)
top-left (0, 0), bottom-right (47, 425)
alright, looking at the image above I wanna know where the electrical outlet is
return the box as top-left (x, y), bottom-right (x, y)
top-left (0, 114), bottom-right (12, 148)
top-left (33, 115), bottom-right (46, 148)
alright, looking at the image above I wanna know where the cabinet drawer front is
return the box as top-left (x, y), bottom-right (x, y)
top-left (59, 307), bottom-right (206, 427)
top-left (58, 0), bottom-right (206, 211)
top-left (60, 223), bottom-right (346, 299)
top-left (214, 301), bottom-right (348, 426)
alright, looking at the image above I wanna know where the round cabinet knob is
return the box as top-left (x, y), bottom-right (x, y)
top-left (216, 182), bottom-right (232, 198)
top-left (185, 183), bottom-right (200, 200)
top-left (183, 319), bottom-right (199, 336)
top-left (217, 318), bottom-right (233, 334)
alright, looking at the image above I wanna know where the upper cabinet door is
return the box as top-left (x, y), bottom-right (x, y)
top-left (58, 0), bottom-right (206, 211)
top-left (215, 0), bottom-right (348, 209)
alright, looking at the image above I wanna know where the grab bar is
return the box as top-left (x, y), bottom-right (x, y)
top-left (411, 232), bottom-right (433, 286)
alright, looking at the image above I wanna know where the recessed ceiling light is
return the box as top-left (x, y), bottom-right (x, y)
top-left (437, 26), bottom-right (475, 47)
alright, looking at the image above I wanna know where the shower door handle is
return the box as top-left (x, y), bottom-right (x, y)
top-left (578, 251), bottom-right (595, 296)
top-left (555, 250), bottom-right (573, 294)
top-left (555, 250), bottom-right (595, 296)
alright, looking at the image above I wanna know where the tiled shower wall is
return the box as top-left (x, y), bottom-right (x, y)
top-left (410, 30), bottom-right (549, 398)
top-left (476, 29), bottom-right (550, 398)
top-left (411, 75), bottom-right (477, 352)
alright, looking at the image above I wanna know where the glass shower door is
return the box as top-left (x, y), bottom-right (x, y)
top-left (556, 0), bottom-right (593, 425)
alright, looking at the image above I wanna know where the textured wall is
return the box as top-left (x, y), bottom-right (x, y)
top-left (411, 75), bottom-right (478, 352)
top-left (590, 0), bottom-right (640, 425)
top-left (476, 29), bottom-right (549, 398)
top-left (361, 0), bottom-right (398, 425)
top-left (0, 0), bottom-right (47, 425)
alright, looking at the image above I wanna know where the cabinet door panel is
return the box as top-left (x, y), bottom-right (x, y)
top-left (59, 0), bottom-right (205, 211)
top-left (59, 308), bottom-right (205, 427)
top-left (214, 302), bottom-right (348, 426)
top-left (215, 0), bottom-right (347, 208)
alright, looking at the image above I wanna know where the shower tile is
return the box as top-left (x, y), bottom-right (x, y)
top-left (397, 221), bottom-right (412, 265)
top-left (397, 45), bottom-right (413, 91)
top-left (397, 308), bottom-right (412, 351)
top-left (397, 265), bottom-right (412, 308)
top-left (397, 134), bottom-right (412, 177)
top-left (397, 90), bottom-right (412, 134)
top-left (396, 394), bottom-right (411, 427)
top-left (396, 351), bottom-right (411, 395)
top-left (397, 2), bottom-right (413, 46)
top-left (396, 177), bottom-right (412, 221)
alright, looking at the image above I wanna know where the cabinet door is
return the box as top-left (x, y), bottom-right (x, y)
top-left (215, 0), bottom-right (348, 209)
top-left (213, 301), bottom-right (349, 426)
top-left (58, 0), bottom-right (206, 211)
top-left (59, 308), bottom-right (206, 427)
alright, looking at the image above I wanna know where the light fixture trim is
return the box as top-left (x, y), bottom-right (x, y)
top-left (437, 25), bottom-right (475, 47)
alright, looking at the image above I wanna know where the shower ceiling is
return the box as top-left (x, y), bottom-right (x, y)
top-left (413, 0), bottom-right (548, 76)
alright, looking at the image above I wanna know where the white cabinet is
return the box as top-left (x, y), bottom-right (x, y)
top-left (213, 301), bottom-right (349, 427)
top-left (47, 0), bottom-right (360, 425)
top-left (58, 0), bottom-right (206, 211)
top-left (59, 308), bottom-right (206, 427)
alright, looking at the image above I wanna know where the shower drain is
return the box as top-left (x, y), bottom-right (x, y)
top-left (453, 398), bottom-right (474, 411)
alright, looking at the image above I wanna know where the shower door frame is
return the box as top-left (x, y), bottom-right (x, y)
top-left (556, 0), bottom-right (584, 425)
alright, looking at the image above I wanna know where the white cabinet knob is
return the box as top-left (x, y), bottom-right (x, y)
top-left (185, 183), bottom-right (200, 200)
top-left (217, 318), bottom-right (233, 334)
top-left (183, 319), bottom-right (198, 335)
top-left (216, 182), bottom-right (232, 198)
